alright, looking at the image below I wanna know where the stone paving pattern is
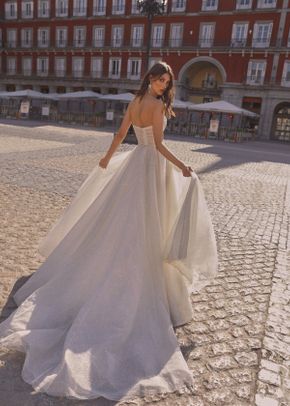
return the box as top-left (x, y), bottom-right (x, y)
top-left (0, 119), bottom-right (289, 406)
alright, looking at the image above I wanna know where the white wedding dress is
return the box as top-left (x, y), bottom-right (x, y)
top-left (0, 118), bottom-right (218, 402)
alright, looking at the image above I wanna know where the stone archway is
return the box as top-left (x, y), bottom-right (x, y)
top-left (272, 102), bottom-right (290, 141)
top-left (177, 57), bottom-right (227, 103)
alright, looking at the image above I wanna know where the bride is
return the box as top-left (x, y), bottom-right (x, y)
top-left (0, 62), bottom-right (218, 402)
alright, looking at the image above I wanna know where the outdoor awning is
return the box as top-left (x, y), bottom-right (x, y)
top-left (0, 89), bottom-right (58, 100)
top-left (99, 93), bottom-right (135, 102)
top-left (188, 100), bottom-right (259, 117)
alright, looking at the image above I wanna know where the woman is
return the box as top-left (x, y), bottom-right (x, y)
top-left (0, 62), bottom-right (218, 402)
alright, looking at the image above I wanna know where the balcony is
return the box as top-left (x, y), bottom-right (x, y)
top-left (55, 7), bottom-right (69, 17)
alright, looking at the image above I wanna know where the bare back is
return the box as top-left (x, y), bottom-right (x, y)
top-left (129, 95), bottom-right (164, 128)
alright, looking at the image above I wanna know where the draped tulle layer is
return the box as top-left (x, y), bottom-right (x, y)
top-left (0, 135), bottom-right (218, 401)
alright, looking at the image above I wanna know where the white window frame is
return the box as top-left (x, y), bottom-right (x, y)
top-left (5, 2), bottom-right (17, 19)
top-left (93, 26), bottom-right (105, 47)
top-left (252, 22), bottom-right (273, 48)
top-left (22, 1), bottom-right (34, 18)
top-left (111, 25), bottom-right (123, 47)
top-left (56, 0), bottom-right (68, 16)
top-left (112, 0), bottom-right (125, 15)
top-left (73, 0), bottom-right (87, 16)
top-left (38, 0), bottom-right (50, 18)
top-left (38, 28), bottom-right (50, 48)
top-left (236, 0), bottom-right (252, 9)
top-left (56, 27), bottom-right (68, 47)
top-left (91, 57), bottom-right (103, 78)
top-left (246, 60), bottom-right (266, 85)
top-left (202, 0), bottom-right (218, 11)
top-left (152, 24), bottom-right (165, 48)
top-left (170, 24), bottom-right (183, 47)
top-left (127, 58), bottom-right (141, 80)
top-left (109, 57), bottom-right (121, 79)
top-left (257, 0), bottom-right (276, 8)
top-left (55, 57), bottom-right (66, 77)
top-left (131, 0), bottom-right (140, 14)
top-left (231, 22), bottom-right (248, 47)
top-left (7, 56), bottom-right (16, 75)
top-left (37, 57), bottom-right (49, 76)
top-left (7, 28), bottom-right (17, 48)
top-left (131, 25), bottom-right (143, 47)
top-left (281, 61), bottom-right (290, 87)
top-left (21, 28), bottom-right (33, 48)
top-left (74, 26), bottom-right (86, 48)
top-left (172, 0), bottom-right (186, 12)
top-left (93, 0), bottom-right (106, 15)
top-left (72, 56), bottom-right (84, 77)
top-left (199, 23), bottom-right (215, 47)
top-left (22, 56), bottom-right (32, 76)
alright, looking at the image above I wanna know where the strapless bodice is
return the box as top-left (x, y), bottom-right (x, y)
top-left (133, 117), bottom-right (167, 146)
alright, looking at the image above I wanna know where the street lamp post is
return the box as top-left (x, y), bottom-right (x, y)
top-left (137, 0), bottom-right (168, 71)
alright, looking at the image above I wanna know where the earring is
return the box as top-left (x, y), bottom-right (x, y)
top-left (148, 82), bottom-right (152, 95)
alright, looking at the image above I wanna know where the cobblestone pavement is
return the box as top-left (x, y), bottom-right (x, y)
top-left (0, 119), bottom-right (289, 406)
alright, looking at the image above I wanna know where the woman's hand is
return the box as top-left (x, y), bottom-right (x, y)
top-left (98, 156), bottom-right (110, 169)
top-left (181, 164), bottom-right (193, 177)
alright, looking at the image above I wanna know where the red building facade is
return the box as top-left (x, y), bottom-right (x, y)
top-left (1, 0), bottom-right (290, 140)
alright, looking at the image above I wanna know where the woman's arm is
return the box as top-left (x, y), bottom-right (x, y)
top-left (99, 103), bottom-right (132, 168)
top-left (152, 101), bottom-right (192, 176)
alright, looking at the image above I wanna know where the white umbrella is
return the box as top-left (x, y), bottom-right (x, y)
top-left (173, 99), bottom-right (195, 109)
top-left (99, 93), bottom-right (135, 102)
top-left (0, 89), bottom-right (58, 100)
top-left (188, 100), bottom-right (258, 117)
top-left (56, 90), bottom-right (102, 99)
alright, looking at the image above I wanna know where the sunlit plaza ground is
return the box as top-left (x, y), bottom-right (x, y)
top-left (0, 118), bottom-right (289, 406)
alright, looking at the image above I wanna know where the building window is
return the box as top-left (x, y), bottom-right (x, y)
top-left (22, 57), bottom-right (32, 76)
top-left (288, 30), bottom-right (290, 47)
top-left (38, 0), bottom-right (50, 18)
top-left (231, 22), bottom-right (248, 47)
top-left (7, 57), bottom-right (16, 75)
top-left (127, 58), bottom-right (141, 79)
top-left (257, 0), bottom-right (276, 8)
top-left (169, 24), bottom-right (183, 47)
top-left (199, 23), bottom-right (215, 47)
top-left (5, 2), bottom-right (17, 19)
top-left (0, 29), bottom-right (2, 47)
top-left (93, 26), bottom-right (105, 47)
top-left (38, 28), bottom-right (50, 47)
top-left (21, 28), bottom-right (33, 48)
top-left (74, 27), bottom-right (86, 47)
top-left (201, 0), bottom-right (218, 11)
top-left (109, 58), bottom-right (121, 78)
top-left (281, 61), bottom-right (290, 86)
top-left (72, 57), bottom-right (84, 77)
top-left (56, 0), bottom-right (68, 16)
top-left (55, 57), bottom-right (66, 77)
top-left (236, 0), bottom-right (252, 9)
top-left (131, 25), bottom-right (143, 47)
top-left (56, 27), bottom-right (67, 47)
top-left (131, 0), bottom-right (140, 14)
top-left (93, 0), bottom-right (106, 15)
top-left (112, 0), bottom-right (125, 15)
top-left (21, 1), bottom-right (34, 18)
top-left (252, 22), bottom-right (272, 48)
top-left (37, 57), bottom-right (49, 76)
top-left (111, 26), bottom-right (123, 47)
top-left (152, 25), bottom-right (165, 47)
top-left (7, 29), bottom-right (17, 48)
top-left (247, 60), bottom-right (266, 84)
top-left (91, 57), bottom-right (103, 78)
top-left (73, 0), bottom-right (87, 16)
top-left (172, 0), bottom-right (186, 12)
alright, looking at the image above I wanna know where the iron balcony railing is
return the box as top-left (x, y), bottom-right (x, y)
top-left (0, 37), bottom-right (282, 50)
